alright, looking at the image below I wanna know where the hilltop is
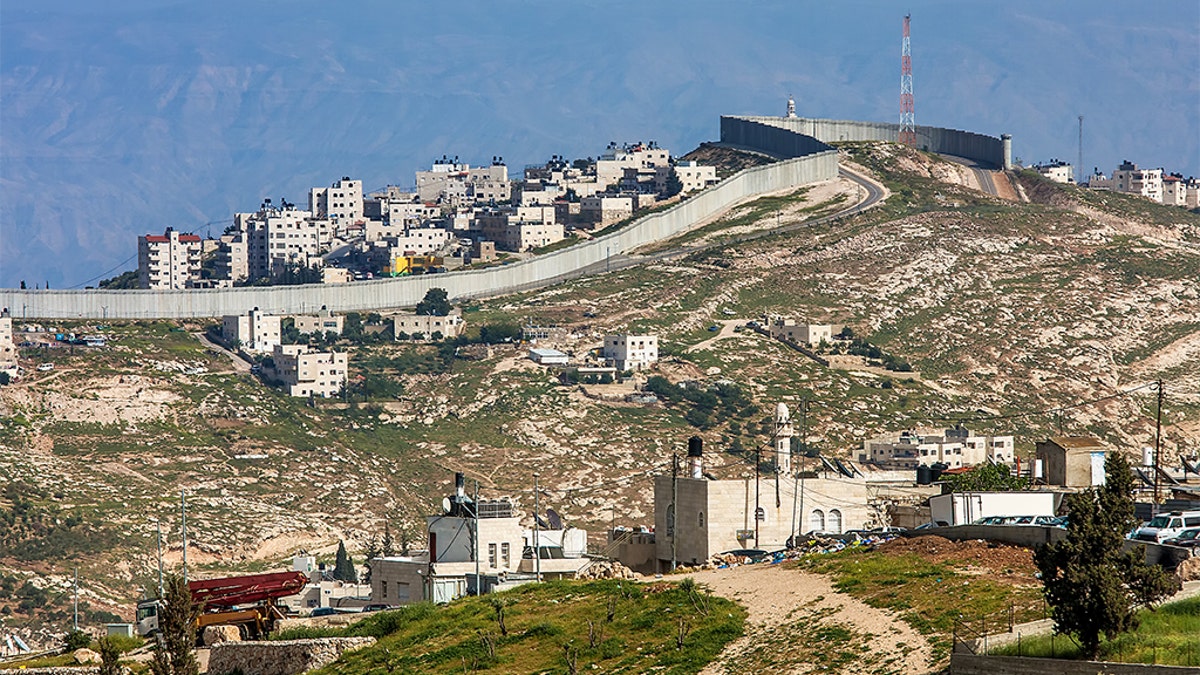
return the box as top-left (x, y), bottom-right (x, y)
top-left (1, 142), bottom-right (1198, 645)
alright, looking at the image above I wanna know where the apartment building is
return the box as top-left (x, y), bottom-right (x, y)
top-left (309, 177), bottom-right (364, 231)
top-left (1112, 161), bottom-right (1163, 202)
top-left (861, 428), bottom-right (1014, 469)
top-left (222, 308), bottom-right (282, 354)
top-left (392, 310), bottom-right (464, 340)
top-left (416, 159), bottom-right (510, 206)
top-left (1033, 161), bottom-right (1074, 184)
top-left (474, 206), bottom-right (562, 251)
top-left (580, 195), bottom-right (633, 227)
top-left (603, 334), bottom-right (659, 371)
top-left (596, 144), bottom-right (671, 188)
top-left (214, 233), bottom-right (249, 284)
top-left (137, 228), bottom-right (203, 289)
top-left (270, 344), bottom-right (347, 398)
top-left (661, 162), bottom-right (719, 194)
top-left (236, 202), bottom-right (333, 281)
top-left (292, 306), bottom-right (344, 336)
top-left (1162, 174), bottom-right (1188, 206)
top-left (0, 309), bottom-right (17, 377)
top-left (389, 226), bottom-right (451, 256)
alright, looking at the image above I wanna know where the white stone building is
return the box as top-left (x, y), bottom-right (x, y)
top-left (596, 144), bottom-right (671, 188)
top-left (222, 308), bottom-right (282, 354)
top-left (658, 162), bottom-right (718, 194)
top-left (392, 310), bottom-right (464, 340)
top-left (1033, 161), bottom-right (1074, 184)
top-left (767, 316), bottom-right (835, 346)
top-left (137, 229), bottom-right (203, 289)
top-left (309, 177), bottom-right (364, 231)
top-left (292, 306), bottom-right (344, 336)
top-left (270, 344), bottom-right (347, 398)
top-left (602, 334), bottom-right (658, 371)
top-left (0, 309), bottom-right (17, 378)
top-left (1112, 161), bottom-right (1163, 202)
top-left (580, 195), bottom-right (633, 226)
top-left (236, 203), bottom-right (333, 281)
top-left (861, 428), bottom-right (1014, 469)
top-left (474, 206), bottom-right (562, 251)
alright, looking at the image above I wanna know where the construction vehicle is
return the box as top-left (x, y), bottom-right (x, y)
top-left (135, 571), bottom-right (308, 640)
top-left (385, 254), bottom-right (445, 277)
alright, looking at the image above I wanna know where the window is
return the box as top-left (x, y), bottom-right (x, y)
top-left (810, 510), bottom-right (825, 533)
top-left (381, 581), bottom-right (387, 598)
top-left (488, 543), bottom-right (497, 568)
top-left (698, 511), bottom-right (705, 527)
top-left (828, 509), bottom-right (843, 535)
top-left (501, 543), bottom-right (510, 568)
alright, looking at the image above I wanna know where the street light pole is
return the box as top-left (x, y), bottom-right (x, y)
top-left (533, 473), bottom-right (541, 582)
top-left (181, 490), bottom-right (188, 583)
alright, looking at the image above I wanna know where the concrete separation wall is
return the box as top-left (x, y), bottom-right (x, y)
top-left (206, 637), bottom-right (375, 675)
top-left (724, 115), bottom-right (1006, 169)
top-left (950, 653), bottom-right (1200, 674)
top-left (1, 152), bottom-right (837, 319)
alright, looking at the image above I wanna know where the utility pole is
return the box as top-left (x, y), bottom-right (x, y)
top-left (789, 398), bottom-right (809, 546)
top-left (473, 479), bottom-right (480, 595)
top-left (899, 14), bottom-right (916, 147)
top-left (181, 490), bottom-right (188, 583)
top-left (156, 519), bottom-right (164, 599)
top-left (754, 444), bottom-right (761, 545)
top-left (1077, 115), bottom-right (1084, 184)
top-left (1154, 379), bottom-right (1164, 505)
top-left (670, 453), bottom-right (678, 572)
top-left (533, 473), bottom-right (541, 582)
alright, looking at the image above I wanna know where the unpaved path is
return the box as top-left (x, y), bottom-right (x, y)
top-left (686, 563), bottom-right (934, 675)
top-left (685, 320), bottom-right (743, 354)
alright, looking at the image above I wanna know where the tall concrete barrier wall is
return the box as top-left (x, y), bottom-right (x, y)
top-left (724, 115), bottom-right (1006, 169)
top-left (0, 151), bottom-right (837, 319)
top-left (719, 116), bottom-right (834, 158)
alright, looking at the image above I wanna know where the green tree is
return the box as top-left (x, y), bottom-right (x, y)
top-left (150, 574), bottom-right (199, 675)
top-left (98, 270), bottom-right (140, 290)
top-left (1034, 453), bottom-right (1180, 658)
top-left (944, 462), bottom-right (1030, 492)
top-left (97, 635), bottom-right (122, 675)
top-left (333, 540), bottom-right (357, 582)
top-left (64, 629), bottom-right (91, 652)
top-left (415, 287), bottom-right (452, 316)
top-left (664, 169), bottom-right (684, 197)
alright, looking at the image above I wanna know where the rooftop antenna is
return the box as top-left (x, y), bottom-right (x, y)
top-left (899, 14), bottom-right (916, 147)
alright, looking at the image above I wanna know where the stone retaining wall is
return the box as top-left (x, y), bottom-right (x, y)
top-left (950, 653), bottom-right (1200, 674)
top-left (206, 637), bottom-right (375, 675)
top-left (0, 669), bottom-right (99, 675)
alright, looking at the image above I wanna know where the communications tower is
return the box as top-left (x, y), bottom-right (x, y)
top-left (899, 14), bottom-right (916, 147)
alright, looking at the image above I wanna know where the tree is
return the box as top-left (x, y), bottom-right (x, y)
top-left (664, 169), bottom-right (684, 197)
top-left (415, 287), bottom-right (451, 316)
top-left (1034, 453), bottom-right (1180, 658)
top-left (944, 462), bottom-right (1030, 492)
top-left (97, 635), bottom-right (122, 675)
top-left (381, 523), bottom-right (396, 557)
top-left (333, 540), bottom-right (357, 582)
top-left (150, 574), bottom-right (200, 675)
top-left (64, 629), bottom-right (91, 652)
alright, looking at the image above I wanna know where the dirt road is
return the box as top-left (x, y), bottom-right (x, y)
top-left (686, 563), bottom-right (933, 675)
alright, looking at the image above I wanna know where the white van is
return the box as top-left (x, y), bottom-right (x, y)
top-left (1132, 511), bottom-right (1200, 544)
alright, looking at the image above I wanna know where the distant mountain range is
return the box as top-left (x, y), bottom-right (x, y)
top-left (2, 0), bottom-right (1196, 289)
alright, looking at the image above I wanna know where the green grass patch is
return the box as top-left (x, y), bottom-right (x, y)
top-left (991, 596), bottom-right (1200, 666)
top-left (309, 580), bottom-right (744, 675)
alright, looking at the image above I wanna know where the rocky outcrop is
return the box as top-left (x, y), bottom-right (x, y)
top-left (576, 560), bottom-right (637, 580)
top-left (206, 637), bottom-right (376, 675)
top-left (202, 624), bottom-right (242, 646)
top-left (1176, 555), bottom-right (1200, 582)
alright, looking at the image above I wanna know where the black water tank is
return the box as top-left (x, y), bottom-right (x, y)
top-left (930, 462), bottom-right (947, 483)
top-left (916, 465), bottom-right (932, 485)
top-left (688, 436), bottom-right (703, 457)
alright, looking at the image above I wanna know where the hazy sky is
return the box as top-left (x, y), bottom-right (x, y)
top-left (2, 0), bottom-right (1197, 288)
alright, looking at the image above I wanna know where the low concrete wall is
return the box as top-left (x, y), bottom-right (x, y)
top-left (950, 653), bottom-right (1200, 674)
top-left (724, 115), bottom-right (1007, 168)
top-left (920, 525), bottom-right (1066, 548)
top-left (1, 150), bottom-right (837, 319)
top-left (0, 669), bottom-right (99, 674)
top-left (206, 637), bottom-right (375, 675)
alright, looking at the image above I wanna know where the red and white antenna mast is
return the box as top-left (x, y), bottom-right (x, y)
top-left (899, 14), bottom-right (916, 147)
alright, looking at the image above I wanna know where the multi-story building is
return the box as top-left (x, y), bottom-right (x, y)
top-left (415, 159), bottom-right (510, 206)
top-left (1112, 161), bottom-right (1163, 202)
top-left (292, 306), bottom-right (344, 336)
top-left (392, 310), bottom-right (464, 340)
top-left (474, 206), bottom-right (562, 251)
top-left (137, 228), bottom-right (203, 289)
top-left (767, 316), bottom-right (835, 346)
top-left (0, 309), bottom-right (17, 378)
top-left (222, 308), bottom-right (282, 353)
top-left (659, 162), bottom-right (718, 194)
top-left (1033, 160), bottom-right (1074, 184)
top-left (214, 233), bottom-right (249, 284)
top-left (236, 202), bottom-right (333, 281)
top-left (861, 428), bottom-right (1014, 469)
top-left (1162, 174), bottom-right (1188, 207)
top-left (603, 334), bottom-right (659, 371)
top-left (270, 344), bottom-right (347, 398)
top-left (388, 227), bottom-right (451, 256)
top-left (580, 195), bottom-right (633, 227)
top-left (309, 177), bottom-right (364, 231)
top-left (596, 143), bottom-right (671, 188)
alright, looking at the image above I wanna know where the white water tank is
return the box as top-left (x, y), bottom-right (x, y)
top-left (1142, 446), bottom-right (1155, 467)
top-left (1034, 459), bottom-right (1044, 479)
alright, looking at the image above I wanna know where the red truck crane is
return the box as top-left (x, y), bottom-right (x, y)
top-left (136, 571), bottom-right (309, 640)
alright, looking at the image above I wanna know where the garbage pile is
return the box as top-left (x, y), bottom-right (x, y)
top-left (692, 531), bottom-right (905, 571)
top-left (577, 560), bottom-right (637, 580)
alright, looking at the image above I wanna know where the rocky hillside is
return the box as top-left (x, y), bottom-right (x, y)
top-left (2, 142), bottom-right (1198, 647)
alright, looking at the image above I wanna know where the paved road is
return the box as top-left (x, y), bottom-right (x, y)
top-left (194, 331), bottom-right (252, 373)
top-left (941, 153), bottom-right (1000, 196)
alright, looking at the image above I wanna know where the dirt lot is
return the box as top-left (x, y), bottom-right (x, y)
top-left (685, 563), bottom-right (933, 675)
top-left (876, 536), bottom-right (1036, 583)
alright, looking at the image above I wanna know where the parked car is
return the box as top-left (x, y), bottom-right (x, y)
top-left (309, 607), bottom-right (337, 617)
top-left (707, 325), bottom-right (720, 332)
top-left (361, 603), bottom-right (393, 613)
top-left (1164, 528), bottom-right (1200, 548)
top-left (36, 363), bottom-right (54, 372)
top-left (1131, 511), bottom-right (1200, 543)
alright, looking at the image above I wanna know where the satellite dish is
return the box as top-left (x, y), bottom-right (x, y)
top-left (442, 497), bottom-right (451, 514)
top-left (546, 508), bottom-right (564, 531)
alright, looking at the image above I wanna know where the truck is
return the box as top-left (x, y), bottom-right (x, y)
top-left (135, 571), bottom-right (308, 640)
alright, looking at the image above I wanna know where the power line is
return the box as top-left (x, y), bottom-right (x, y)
top-left (67, 253), bottom-right (138, 289)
